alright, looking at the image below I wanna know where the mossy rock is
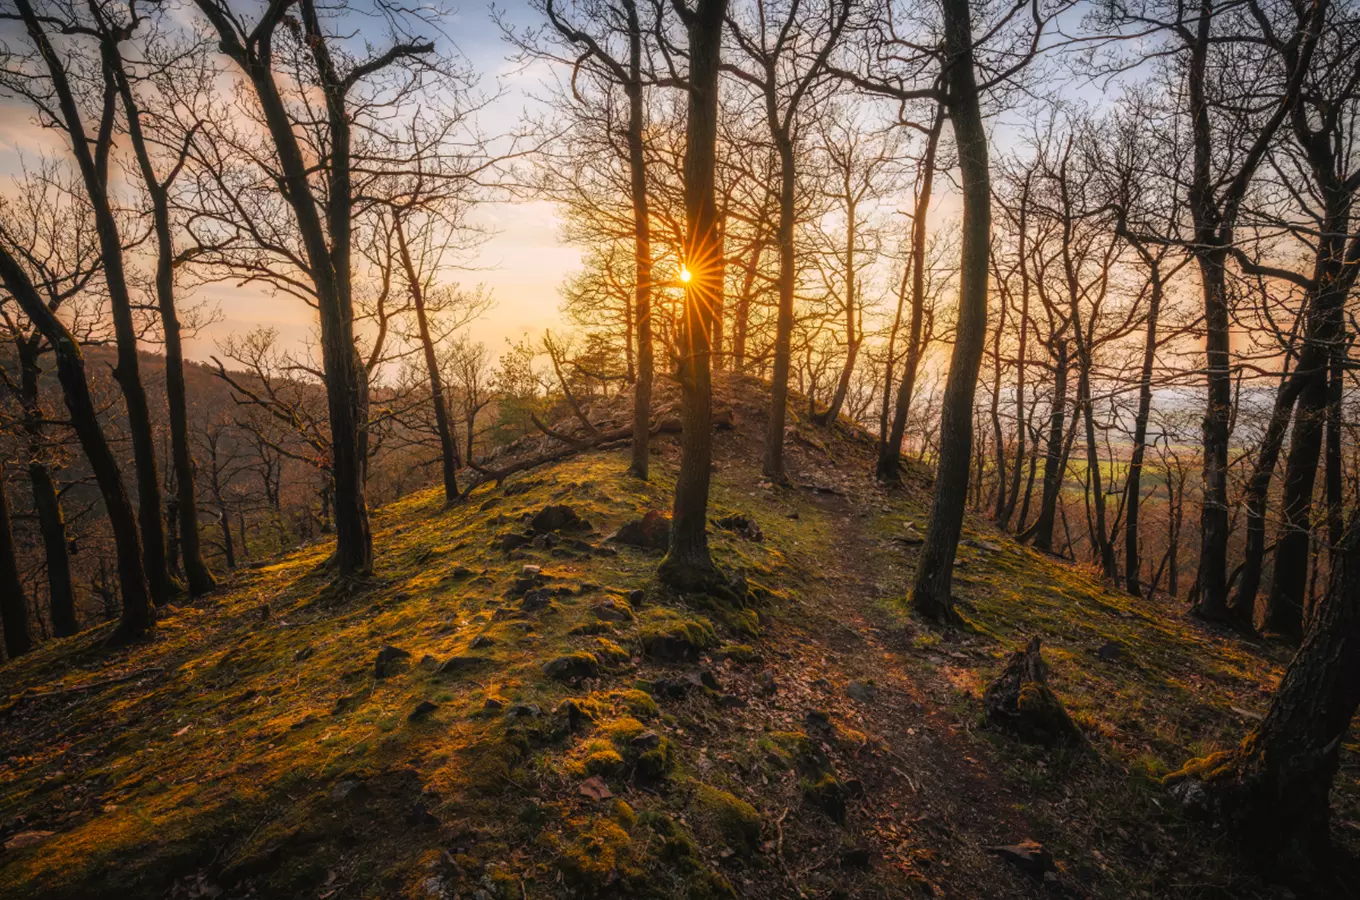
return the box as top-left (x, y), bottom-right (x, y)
top-left (719, 609), bottom-right (761, 639)
top-left (802, 772), bottom-right (847, 824)
top-left (593, 638), bottom-right (631, 666)
top-left (716, 643), bottom-right (761, 664)
top-left (555, 697), bottom-right (606, 732)
top-left (759, 730), bottom-right (825, 773)
top-left (691, 782), bottom-right (761, 854)
top-left (585, 749), bottom-right (626, 777)
top-left (557, 819), bottom-right (639, 890)
top-left (543, 652), bottom-right (600, 682)
top-left (639, 617), bottom-right (717, 662)
top-left (982, 637), bottom-right (1086, 747)
top-left (602, 688), bottom-right (660, 719)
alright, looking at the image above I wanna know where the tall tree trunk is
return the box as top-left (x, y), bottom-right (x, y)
top-left (816, 195), bottom-right (860, 426)
top-left (1167, 510), bottom-right (1360, 875)
top-left (659, 0), bottom-right (726, 591)
top-left (623, 0), bottom-right (654, 480)
top-left (910, 0), bottom-right (989, 625)
top-left (878, 106), bottom-right (944, 482)
top-left (1021, 341), bottom-right (1068, 551)
top-left (0, 466), bottom-right (33, 660)
top-left (999, 228), bottom-right (1030, 528)
top-left (763, 129), bottom-right (798, 482)
top-left (16, 0), bottom-right (175, 607)
top-left (394, 216), bottom-right (461, 505)
top-left (1078, 360), bottom-right (1115, 577)
top-left (107, 37), bottom-right (216, 597)
top-left (14, 336), bottom-right (77, 636)
top-left (1124, 250), bottom-right (1163, 598)
top-left (990, 274), bottom-right (1007, 521)
top-left (0, 242), bottom-right (153, 641)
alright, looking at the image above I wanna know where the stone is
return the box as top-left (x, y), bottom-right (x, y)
top-left (437, 656), bottom-right (489, 676)
top-left (374, 645), bottom-right (412, 678)
top-left (802, 772), bottom-right (846, 824)
top-left (986, 840), bottom-right (1056, 878)
top-left (3, 831), bottom-right (53, 851)
top-left (714, 514), bottom-right (763, 542)
top-left (405, 800), bottom-right (439, 827)
top-left (591, 599), bottom-right (634, 623)
top-left (520, 589), bottom-right (557, 612)
top-left (496, 531), bottom-right (532, 553)
top-left (529, 505), bottom-right (588, 534)
top-left (469, 635), bottom-right (496, 649)
top-left (717, 694), bottom-right (747, 709)
top-left (1096, 640), bottom-right (1123, 662)
top-left (628, 588), bottom-right (646, 607)
top-left (630, 731), bottom-right (663, 752)
top-left (846, 681), bottom-right (877, 703)
top-left (609, 511), bottom-right (671, 553)
top-left (330, 779), bottom-right (372, 803)
top-left (507, 703), bottom-right (541, 718)
top-left (409, 700), bottom-right (439, 721)
top-left (982, 637), bottom-right (1086, 747)
top-left (543, 653), bottom-right (599, 682)
top-left (758, 672), bottom-right (778, 696)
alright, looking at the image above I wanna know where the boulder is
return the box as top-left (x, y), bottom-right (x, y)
top-left (543, 653), bottom-right (599, 682)
top-left (609, 511), bottom-right (671, 553)
top-left (714, 513), bottom-right (763, 542)
top-left (982, 637), bottom-right (1085, 747)
top-left (529, 505), bottom-right (589, 534)
top-left (374, 644), bottom-right (412, 678)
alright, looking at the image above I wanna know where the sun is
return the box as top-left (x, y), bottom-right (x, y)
top-left (679, 264), bottom-right (693, 284)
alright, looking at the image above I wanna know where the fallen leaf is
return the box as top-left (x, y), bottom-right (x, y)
top-left (579, 776), bottom-right (613, 801)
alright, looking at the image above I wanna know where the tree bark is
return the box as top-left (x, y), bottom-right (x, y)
top-left (0, 465), bottom-right (33, 660)
top-left (762, 127), bottom-right (798, 482)
top-left (394, 215), bottom-right (461, 505)
top-left (0, 242), bottom-right (153, 641)
top-left (1124, 248), bottom-right (1163, 598)
top-left (1167, 510), bottom-right (1360, 875)
top-left (16, 0), bottom-right (175, 607)
top-left (878, 106), bottom-right (944, 482)
top-left (909, 0), bottom-right (989, 625)
top-left (659, 0), bottom-right (726, 591)
top-left (624, 1), bottom-right (654, 481)
top-left (1021, 340), bottom-right (1068, 551)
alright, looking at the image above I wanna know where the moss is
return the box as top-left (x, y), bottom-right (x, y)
top-left (558, 819), bottom-right (639, 890)
top-left (802, 772), bottom-right (847, 824)
top-left (638, 616), bottom-right (717, 662)
top-left (543, 652), bottom-right (599, 681)
top-left (585, 749), bottom-right (626, 777)
top-left (599, 716), bottom-right (647, 744)
top-left (606, 688), bottom-right (660, 719)
top-left (691, 782), bottom-right (761, 854)
top-left (720, 609), bottom-right (761, 639)
top-left (593, 638), bottom-right (631, 666)
top-left (715, 643), bottom-right (761, 664)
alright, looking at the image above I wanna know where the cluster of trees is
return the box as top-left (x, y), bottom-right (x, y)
top-left (517, 0), bottom-right (1360, 872)
top-left (0, 0), bottom-right (1357, 877)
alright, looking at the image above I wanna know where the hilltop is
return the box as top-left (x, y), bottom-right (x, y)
top-left (0, 374), bottom-right (1354, 899)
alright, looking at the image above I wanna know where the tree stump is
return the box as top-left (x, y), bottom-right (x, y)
top-left (983, 637), bottom-right (1085, 747)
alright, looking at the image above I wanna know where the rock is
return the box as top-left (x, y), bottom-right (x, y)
top-left (530, 505), bottom-right (588, 534)
top-left (651, 677), bottom-right (694, 700)
top-left (986, 840), bottom-right (1056, 878)
top-left (982, 637), bottom-right (1086, 747)
top-left (714, 514), bottom-right (763, 542)
top-left (1095, 640), bottom-right (1123, 662)
top-left (409, 700), bottom-right (439, 721)
top-left (630, 731), bottom-right (663, 752)
top-left (543, 653), bottom-right (599, 682)
top-left (451, 565), bottom-right (475, 578)
top-left (639, 618), bottom-right (716, 662)
top-left (846, 681), bottom-right (877, 703)
top-left (591, 599), bottom-right (634, 623)
top-left (803, 772), bottom-right (847, 824)
top-left (437, 655), bottom-right (489, 676)
top-left (840, 846), bottom-right (873, 869)
top-left (330, 779), bottom-right (372, 803)
top-left (3, 831), bottom-right (53, 851)
top-left (521, 564), bottom-right (542, 576)
top-left (891, 532), bottom-right (925, 547)
top-left (713, 407), bottom-right (736, 429)
top-left (519, 589), bottom-right (556, 613)
top-left (579, 775), bottom-right (613, 802)
top-left (405, 800), bottom-right (439, 827)
top-left (609, 511), bottom-right (671, 553)
top-left (554, 698), bottom-right (596, 732)
top-left (627, 588), bottom-right (646, 607)
top-left (717, 694), bottom-right (747, 709)
top-left (482, 696), bottom-right (507, 712)
top-left (293, 646), bottom-right (314, 662)
top-left (374, 644), bottom-right (412, 678)
top-left (506, 703), bottom-right (541, 718)
top-left (758, 672), bottom-right (778, 696)
top-left (496, 531), bottom-right (532, 553)
top-left (469, 635), bottom-right (496, 649)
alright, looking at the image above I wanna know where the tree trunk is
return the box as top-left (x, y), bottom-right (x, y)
top-left (878, 106), bottom-right (944, 482)
top-left (0, 242), bottom-right (154, 641)
top-left (815, 194), bottom-right (860, 426)
top-left (763, 128), bottom-right (798, 483)
top-left (394, 215), bottom-right (461, 505)
top-left (625, 2), bottom-right (654, 481)
top-left (1124, 251), bottom-right (1163, 598)
top-left (1167, 510), bottom-right (1360, 876)
top-left (909, 0), bottom-right (989, 626)
top-left (0, 466), bottom-right (34, 660)
top-left (659, 0), bottom-right (726, 591)
top-left (16, 0), bottom-right (175, 607)
top-left (1021, 340), bottom-right (1068, 551)
top-left (108, 41), bottom-right (216, 597)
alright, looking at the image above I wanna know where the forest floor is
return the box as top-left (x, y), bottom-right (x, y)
top-left (1, 373), bottom-right (1356, 900)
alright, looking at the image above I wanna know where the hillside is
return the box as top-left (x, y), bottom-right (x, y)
top-left (0, 374), bottom-right (1354, 899)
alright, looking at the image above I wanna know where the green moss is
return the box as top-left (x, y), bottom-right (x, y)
top-left (558, 819), bottom-right (639, 890)
top-left (715, 643), bottom-right (761, 664)
top-left (606, 688), bottom-right (660, 719)
top-left (585, 749), bottom-right (625, 776)
top-left (593, 638), bottom-right (631, 666)
top-left (691, 782), bottom-right (761, 853)
top-left (802, 772), bottom-right (847, 824)
top-left (638, 616), bottom-right (717, 662)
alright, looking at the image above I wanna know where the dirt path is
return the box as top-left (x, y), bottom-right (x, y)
top-left (760, 482), bottom-right (1069, 898)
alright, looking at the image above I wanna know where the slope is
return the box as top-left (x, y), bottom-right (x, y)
top-left (0, 373), bottom-right (1355, 899)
